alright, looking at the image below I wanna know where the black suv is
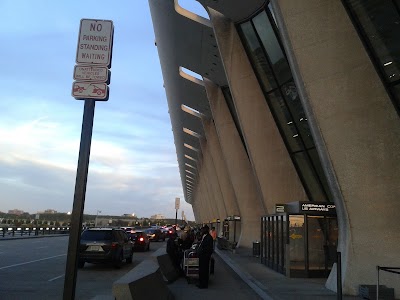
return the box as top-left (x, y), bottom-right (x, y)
top-left (78, 228), bottom-right (133, 268)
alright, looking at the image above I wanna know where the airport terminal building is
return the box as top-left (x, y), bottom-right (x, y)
top-left (149, 0), bottom-right (400, 296)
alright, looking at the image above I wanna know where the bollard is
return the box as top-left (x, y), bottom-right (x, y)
top-left (337, 252), bottom-right (342, 300)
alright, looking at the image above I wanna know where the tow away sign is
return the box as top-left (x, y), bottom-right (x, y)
top-left (73, 65), bottom-right (110, 83)
top-left (72, 82), bottom-right (109, 101)
top-left (76, 19), bottom-right (113, 66)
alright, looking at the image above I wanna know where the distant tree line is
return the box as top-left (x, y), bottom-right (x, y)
top-left (0, 212), bottom-right (195, 228)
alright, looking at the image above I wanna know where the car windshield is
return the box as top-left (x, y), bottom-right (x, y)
top-left (146, 229), bottom-right (155, 234)
top-left (81, 230), bottom-right (112, 241)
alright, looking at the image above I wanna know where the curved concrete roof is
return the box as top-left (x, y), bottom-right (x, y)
top-left (198, 0), bottom-right (266, 23)
top-left (149, 0), bottom-right (265, 203)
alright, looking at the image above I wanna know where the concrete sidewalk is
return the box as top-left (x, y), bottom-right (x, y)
top-left (215, 247), bottom-right (361, 300)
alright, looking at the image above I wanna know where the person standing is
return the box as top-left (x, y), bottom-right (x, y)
top-left (196, 225), bottom-right (213, 289)
top-left (166, 232), bottom-right (182, 274)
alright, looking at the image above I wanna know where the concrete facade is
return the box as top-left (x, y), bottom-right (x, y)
top-left (149, 0), bottom-right (400, 297)
top-left (272, 0), bottom-right (400, 295)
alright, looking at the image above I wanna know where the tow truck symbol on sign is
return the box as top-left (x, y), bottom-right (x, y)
top-left (72, 82), bottom-right (109, 100)
top-left (73, 84), bottom-right (86, 93)
top-left (91, 85), bottom-right (106, 95)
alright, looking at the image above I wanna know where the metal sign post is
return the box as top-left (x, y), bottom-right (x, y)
top-left (63, 99), bottom-right (95, 300)
top-left (175, 198), bottom-right (180, 226)
top-left (63, 18), bottom-right (114, 300)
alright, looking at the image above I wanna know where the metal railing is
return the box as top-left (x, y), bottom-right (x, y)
top-left (376, 266), bottom-right (399, 300)
top-left (0, 227), bottom-right (70, 237)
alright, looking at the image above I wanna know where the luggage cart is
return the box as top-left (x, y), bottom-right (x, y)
top-left (183, 249), bottom-right (199, 283)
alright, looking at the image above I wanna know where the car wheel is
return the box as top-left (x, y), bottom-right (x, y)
top-left (114, 252), bottom-right (123, 268)
top-left (78, 260), bottom-right (85, 269)
top-left (147, 243), bottom-right (150, 251)
top-left (126, 251), bottom-right (133, 264)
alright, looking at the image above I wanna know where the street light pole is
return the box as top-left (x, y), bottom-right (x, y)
top-left (94, 210), bottom-right (101, 227)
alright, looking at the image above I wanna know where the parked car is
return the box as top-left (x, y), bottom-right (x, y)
top-left (127, 230), bottom-right (150, 252)
top-left (145, 228), bottom-right (165, 242)
top-left (78, 228), bottom-right (133, 268)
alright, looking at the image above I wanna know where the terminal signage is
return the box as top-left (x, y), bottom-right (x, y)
top-left (275, 204), bottom-right (286, 213)
top-left (300, 202), bottom-right (336, 213)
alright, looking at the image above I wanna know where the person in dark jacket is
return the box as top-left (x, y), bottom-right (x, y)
top-left (196, 225), bottom-right (213, 289)
top-left (166, 232), bottom-right (181, 271)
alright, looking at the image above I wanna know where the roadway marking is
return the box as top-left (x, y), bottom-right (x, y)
top-left (36, 246), bottom-right (48, 249)
top-left (48, 274), bottom-right (64, 282)
top-left (0, 254), bottom-right (66, 270)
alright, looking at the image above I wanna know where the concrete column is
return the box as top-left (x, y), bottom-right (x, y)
top-left (199, 136), bottom-right (228, 222)
top-left (201, 81), bottom-right (264, 248)
top-left (202, 117), bottom-right (240, 218)
top-left (208, 8), bottom-right (307, 214)
top-left (191, 198), bottom-right (199, 223)
top-left (200, 157), bottom-right (220, 221)
top-left (198, 167), bottom-right (214, 223)
top-left (273, 0), bottom-right (400, 295)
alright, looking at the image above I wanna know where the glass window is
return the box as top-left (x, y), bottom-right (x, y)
top-left (239, 21), bottom-right (277, 92)
top-left (253, 11), bottom-right (292, 84)
top-left (289, 215), bottom-right (305, 274)
top-left (307, 216), bottom-right (325, 271)
top-left (347, 0), bottom-right (400, 82)
top-left (221, 86), bottom-right (247, 152)
top-left (267, 90), bottom-right (304, 152)
top-left (268, 2), bottom-right (278, 27)
top-left (281, 81), bottom-right (315, 149)
top-left (293, 152), bottom-right (326, 201)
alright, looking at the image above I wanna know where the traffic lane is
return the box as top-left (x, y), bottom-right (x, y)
top-left (0, 236), bottom-right (167, 299)
top-left (0, 253), bottom-right (67, 300)
top-left (0, 236), bottom-right (68, 268)
top-left (0, 237), bottom-right (68, 299)
top-left (0, 237), bottom-right (165, 300)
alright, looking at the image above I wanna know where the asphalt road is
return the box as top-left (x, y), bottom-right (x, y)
top-left (0, 236), bottom-right (166, 300)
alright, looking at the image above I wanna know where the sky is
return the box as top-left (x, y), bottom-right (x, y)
top-left (0, 0), bottom-right (208, 221)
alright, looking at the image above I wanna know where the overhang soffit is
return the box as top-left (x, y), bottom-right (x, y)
top-left (149, 0), bottom-right (227, 86)
top-left (198, 0), bottom-right (267, 23)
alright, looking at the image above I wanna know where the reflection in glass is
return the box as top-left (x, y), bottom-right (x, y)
top-left (239, 21), bottom-right (277, 92)
top-left (268, 91), bottom-right (303, 152)
top-left (347, 0), bottom-right (400, 82)
top-left (289, 215), bottom-right (305, 272)
top-left (294, 152), bottom-right (326, 201)
top-left (253, 11), bottom-right (292, 84)
top-left (281, 81), bottom-right (314, 149)
top-left (307, 216), bottom-right (325, 271)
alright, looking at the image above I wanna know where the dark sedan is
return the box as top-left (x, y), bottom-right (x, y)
top-left (145, 228), bottom-right (165, 242)
top-left (128, 230), bottom-right (150, 251)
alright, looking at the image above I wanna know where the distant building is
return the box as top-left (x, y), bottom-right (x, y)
top-left (37, 209), bottom-right (58, 214)
top-left (150, 214), bottom-right (165, 220)
top-left (8, 209), bottom-right (25, 215)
